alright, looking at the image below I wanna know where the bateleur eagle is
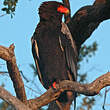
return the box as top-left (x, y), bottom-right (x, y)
top-left (31, 1), bottom-right (78, 109)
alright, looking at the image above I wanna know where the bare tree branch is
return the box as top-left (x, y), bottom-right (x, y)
top-left (0, 71), bottom-right (9, 74)
top-left (0, 48), bottom-right (110, 110)
top-left (102, 88), bottom-right (107, 110)
top-left (62, 0), bottom-right (71, 23)
top-left (0, 86), bottom-right (31, 110)
top-left (0, 44), bottom-right (27, 103)
top-left (102, 88), bottom-right (110, 110)
top-left (27, 72), bottom-right (110, 110)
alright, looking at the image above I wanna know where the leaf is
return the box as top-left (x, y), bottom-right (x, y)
top-left (1, 7), bottom-right (8, 11)
top-left (6, 9), bottom-right (10, 14)
top-left (3, 1), bottom-right (8, 6)
top-left (11, 7), bottom-right (15, 12)
top-left (11, 14), bottom-right (13, 18)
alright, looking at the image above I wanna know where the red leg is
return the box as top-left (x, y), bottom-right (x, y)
top-left (49, 82), bottom-right (57, 89)
top-left (52, 82), bottom-right (57, 89)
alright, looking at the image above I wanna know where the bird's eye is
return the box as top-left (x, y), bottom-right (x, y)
top-left (57, 5), bottom-right (69, 14)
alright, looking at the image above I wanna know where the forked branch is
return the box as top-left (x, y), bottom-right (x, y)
top-left (27, 72), bottom-right (110, 109)
top-left (0, 44), bottom-right (27, 103)
top-left (0, 86), bottom-right (31, 110)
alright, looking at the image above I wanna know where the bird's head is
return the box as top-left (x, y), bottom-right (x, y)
top-left (39, 1), bottom-right (69, 21)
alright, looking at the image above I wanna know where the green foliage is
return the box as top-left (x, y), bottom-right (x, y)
top-left (0, 102), bottom-right (8, 110)
top-left (78, 73), bottom-right (87, 83)
top-left (79, 97), bottom-right (95, 110)
top-left (78, 42), bottom-right (97, 70)
top-left (77, 97), bottom-right (95, 110)
top-left (0, 101), bottom-right (15, 110)
top-left (1, 0), bottom-right (18, 18)
top-left (78, 42), bottom-right (97, 62)
top-left (77, 42), bottom-right (97, 110)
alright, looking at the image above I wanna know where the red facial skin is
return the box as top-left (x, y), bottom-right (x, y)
top-left (52, 82), bottom-right (57, 89)
top-left (57, 5), bottom-right (69, 14)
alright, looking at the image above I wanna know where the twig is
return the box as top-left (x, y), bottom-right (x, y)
top-left (0, 14), bottom-right (7, 17)
top-left (0, 70), bottom-right (23, 75)
top-left (25, 84), bottom-right (41, 95)
top-left (102, 88), bottom-right (110, 110)
top-left (20, 71), bottom-right (29, 82)
top-left (102, 88), bottom-right (107, 110)
top-left (0, 71), bottom-right (9, 74)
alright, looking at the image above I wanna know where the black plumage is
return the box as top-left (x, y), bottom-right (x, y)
top-left (31, 1), bottom-right (78, 108)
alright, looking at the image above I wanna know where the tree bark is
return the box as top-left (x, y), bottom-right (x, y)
top-left (0, 44), bottom-right (27, 103)
top-left (0, 86), bottom-right (31, 110)
top-left (67, 0), bottom-right (110, 51)
top-left (27, 72), bottom-right (110, 109)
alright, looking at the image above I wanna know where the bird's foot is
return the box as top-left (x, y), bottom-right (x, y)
top-left (49, 82), bottom-right (57, 91)
top-left (52, 82), bottom-right (57, 89)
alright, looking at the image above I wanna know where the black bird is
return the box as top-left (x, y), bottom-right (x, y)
top-left (31, 1), bottom-right (78, 109)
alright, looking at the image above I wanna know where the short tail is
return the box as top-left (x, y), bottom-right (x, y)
top-left (57, 91), bottom-right (76, 110)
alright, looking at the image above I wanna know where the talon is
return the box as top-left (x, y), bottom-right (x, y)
top-left (49, 82), bottom-right (57, 89)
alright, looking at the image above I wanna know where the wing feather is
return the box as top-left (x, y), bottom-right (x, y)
top-left (61, 23), bottom-right (78, 81)
top-left (61, 22), bottom-right (77, 109)
top-left (31, 36), bottom-right (44, 85)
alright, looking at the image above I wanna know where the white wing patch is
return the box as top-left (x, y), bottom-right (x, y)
top-left (34, 40), bottom-right (40, 59)
top-left (61, 22), bottom-right (78, 81)
top-left (31, 37), bottom-right (44, 85)
top-left (61, 22), bottom-right (78, 57)
top-left (59, 36), bottom-right (64, 52)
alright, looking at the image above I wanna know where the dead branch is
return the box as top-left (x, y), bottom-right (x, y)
top-left (0, 44), bottom-right (27, 103)
top-left (0, 86), bottom-right (31, 110)
top-left (27, 72), bottom-right (110, 110)
top-left (102, 88), bottom-right (110, 110)
top-left (62, 0), bottom-right (71, 23)
top-left (1, 44), bottom-right (109, 110)
top-left (102, 88), bottom-right (107, 110)
top-left (0, 50), bottom-right (109, 110)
